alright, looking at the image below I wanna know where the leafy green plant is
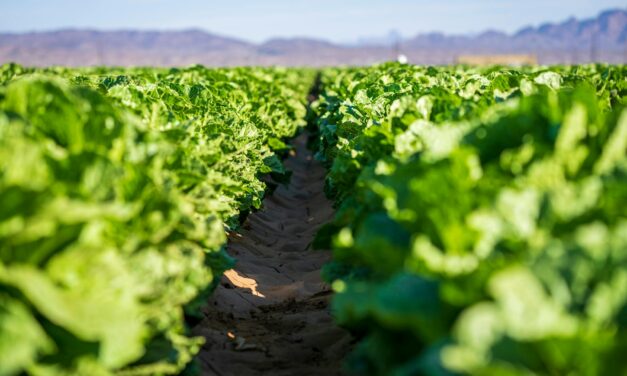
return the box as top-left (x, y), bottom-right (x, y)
top-left (0, 65), bottom-right (314, 375)
top-left (313, 63), bottom-right (627, 375)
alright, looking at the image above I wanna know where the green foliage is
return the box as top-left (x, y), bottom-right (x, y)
top-left (0, 64), bottom-right (314, 375)
top-left (313, 63), bottom-right (627, 375)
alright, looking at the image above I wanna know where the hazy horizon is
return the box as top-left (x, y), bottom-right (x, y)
top-left (1, 1), bottom-right (625, 44)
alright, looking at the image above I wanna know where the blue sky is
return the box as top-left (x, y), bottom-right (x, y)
top-left (0, 0), bottom-right (624, 43)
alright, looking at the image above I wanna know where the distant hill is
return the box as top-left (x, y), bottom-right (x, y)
top-left (400, 9), bottom-right (626, 64)
top-left (0, 29), bottom-right (255, 66)
top-left (0, 9), bottom-right (625, 66)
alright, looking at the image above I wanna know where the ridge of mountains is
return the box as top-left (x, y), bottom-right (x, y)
top-left (0, 8), bottom-right (625, 66)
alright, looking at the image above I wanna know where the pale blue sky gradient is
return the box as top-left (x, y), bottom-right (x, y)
top-left (0, 0), bottom-right (624, 43)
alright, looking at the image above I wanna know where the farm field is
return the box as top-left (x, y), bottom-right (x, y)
top-left (0, 62), bottom-right (626, 376)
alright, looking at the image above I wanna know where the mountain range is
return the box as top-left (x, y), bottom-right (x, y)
top-left (0, 9), bottom-right (625, 66)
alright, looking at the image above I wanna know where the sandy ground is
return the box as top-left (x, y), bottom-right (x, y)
top-left (191, 132), bottom-right (353, 375)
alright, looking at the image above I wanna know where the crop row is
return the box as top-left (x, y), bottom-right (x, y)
top-left (312, 63), bottom-right (627, 375)
top-left (0, 64), bottom-right (314, 375)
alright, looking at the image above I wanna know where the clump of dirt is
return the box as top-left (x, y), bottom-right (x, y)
top-left (191, 132), bottom-right (353, 376)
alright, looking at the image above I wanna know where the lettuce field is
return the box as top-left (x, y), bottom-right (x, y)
top-left (0, 62), bottom-right (625, 375)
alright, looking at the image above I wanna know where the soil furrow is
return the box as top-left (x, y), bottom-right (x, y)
top-left (191, 131), bottom-right (352, 376)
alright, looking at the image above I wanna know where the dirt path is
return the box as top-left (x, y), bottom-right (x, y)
top-left (191, 131), bottom-right (352, 376)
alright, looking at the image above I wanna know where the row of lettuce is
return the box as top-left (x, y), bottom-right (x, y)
top-left (0, 63), bottom-right (314, 375)
top-left (312, 64), bottom-right (627, 375)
